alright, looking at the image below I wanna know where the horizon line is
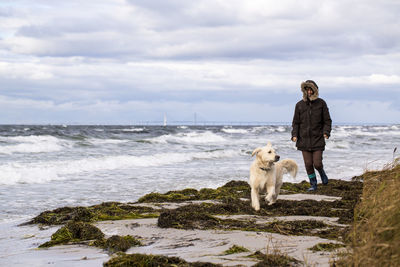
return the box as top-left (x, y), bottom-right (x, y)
top-left (0, 121), bottom-right (398, 126)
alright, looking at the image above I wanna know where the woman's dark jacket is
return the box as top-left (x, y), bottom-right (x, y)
top-left (291, 98), bottom-right (332, 151)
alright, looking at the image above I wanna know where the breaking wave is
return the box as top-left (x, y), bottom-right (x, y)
top-left (0, 135), bottom-right (70, 154)
top-left (148, 131), bottom-right (227, 144)
top-left (221, 128), bottom-right (249, 134)
top-left (0, 149), bottom-right (241, 185)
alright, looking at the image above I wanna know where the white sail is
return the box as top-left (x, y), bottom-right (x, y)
top-left (163, 113), bottom-right (167, 126)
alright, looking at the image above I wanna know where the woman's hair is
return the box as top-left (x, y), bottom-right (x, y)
top-left (305, 80), bottom-right (318, 89)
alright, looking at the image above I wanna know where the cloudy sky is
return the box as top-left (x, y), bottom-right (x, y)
top-left (0, 0), bottom-right (399, 124)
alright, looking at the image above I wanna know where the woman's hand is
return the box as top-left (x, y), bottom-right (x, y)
top-left (292, 137), bottom-right (297, 142)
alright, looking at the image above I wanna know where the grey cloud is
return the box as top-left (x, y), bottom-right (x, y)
top-left (0, 6), bottom-right (14, 17)
top-left (126, 0), bottom-right (189, 12)
top-left (17, 19), bottom-right (110, 38)
top-left (5, 1), bottom-right (400, 60)
top-left (1, 1), bottom-right (400, 124)
top-left (127, 0), bottom-right (239, 28)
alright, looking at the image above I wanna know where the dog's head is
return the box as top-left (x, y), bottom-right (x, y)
top-left (251, 142), bottom-right (280, 168)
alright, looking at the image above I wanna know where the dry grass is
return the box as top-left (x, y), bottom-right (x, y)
top-left (336, 158), bottom-right (400, 266)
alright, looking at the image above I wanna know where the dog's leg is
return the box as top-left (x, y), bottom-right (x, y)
top-left (272, 181), bottom-right (282, 204)
top-left (251, 187), bottom-right (260, 211)
top-left (265, 183), bottom-right (276, 205)
top-left (272, 172), bottom-right (284, 204)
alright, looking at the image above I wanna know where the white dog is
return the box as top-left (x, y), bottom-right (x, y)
top-left (249, 142), bottom-right (298, 211)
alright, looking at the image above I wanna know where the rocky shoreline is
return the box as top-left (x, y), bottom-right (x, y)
top-left (24, 179), bottom-right (363, 266)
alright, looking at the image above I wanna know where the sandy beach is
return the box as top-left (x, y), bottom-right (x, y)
top-left (4, 179), bottom-right (361, 266)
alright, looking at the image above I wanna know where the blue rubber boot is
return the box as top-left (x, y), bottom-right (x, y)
top-left (318, 169), bottom-right (329, 185)
top-left (307, 173), bottom-right (317, 191)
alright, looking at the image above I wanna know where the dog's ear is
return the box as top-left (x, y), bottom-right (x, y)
top-left (251, 147), bottom-right (262, 157)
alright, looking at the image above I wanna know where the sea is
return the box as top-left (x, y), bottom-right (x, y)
top-left (0, 124), bottom-right (399, 265)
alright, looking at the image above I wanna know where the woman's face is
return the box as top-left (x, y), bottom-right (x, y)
top-left (306, 88), bottom-right (314, 97)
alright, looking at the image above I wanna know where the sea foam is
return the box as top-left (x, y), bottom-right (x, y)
top-left (88, 138), bottom-right (130, 145)
top-left (221, 128), bottom-right (249, 134)
top-left (0, 149), bottom-right (241, 185)
top-left (0, 135), bottom-right (69, 154)
top-left (121, 128), bottom-right (145, 132)
top-left (148, 131), bottom-right (227, 144)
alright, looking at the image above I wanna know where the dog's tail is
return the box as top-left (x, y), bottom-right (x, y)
top-left (279, 159), bottom-right (298, 178)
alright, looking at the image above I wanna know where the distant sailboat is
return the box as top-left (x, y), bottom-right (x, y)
top-left (163, 113), bottom-right (167, 126)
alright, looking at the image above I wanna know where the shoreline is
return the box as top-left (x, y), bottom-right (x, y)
top-left (2, 178), bottom-right (363, 266)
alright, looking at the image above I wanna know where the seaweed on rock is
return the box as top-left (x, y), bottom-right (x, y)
top-left (104, 252), bottom-right (223, 267)
top-left (92, 235), bottom-right (143, 253)
top-left (222, 245), bottom-right (250, 255)
top-left (281, 179), bottom-right (363, 198)
top-left (39, 221), bottom-right (104, 248)
top-left (249, 251), bottom-right (301, 267)
top-left (28, 178), bottom-right (363, 265)
top-left (25, 202), bottom-right (158, 226)
top-left (39, 221), bottom-right (142, 253)
top-left (309, 242), bottom-right (345, 252)
top-left (158, 209), bottom-right (347, 240)
top-left (138, 181), bottom-right (251, 203)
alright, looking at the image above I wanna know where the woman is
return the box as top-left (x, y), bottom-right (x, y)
top-left (291, 80), bottom-right (332, 191)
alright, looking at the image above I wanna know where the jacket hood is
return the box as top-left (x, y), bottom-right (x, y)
top-left (301, 80), bottom-right (319, 101)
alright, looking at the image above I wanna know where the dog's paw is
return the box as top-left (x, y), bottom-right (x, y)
top-left (265, 194), bottom-right (276, 204)
top-left (252, 204), bottom-right (260, 211)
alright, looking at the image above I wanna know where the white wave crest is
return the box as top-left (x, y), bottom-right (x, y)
top-left (0, 135), bottom-right (70, 154)
top-left (325, 140), bottom-right (351, 150)
top-left (275, 126), bottom-right (287, 132)
top-left (250, 126), bottom-right (269, 133)
top-left (89, 138), bottom-right (129, 145)
top-left (0, 150), bottom-right (240, 185)
top-left (148, 131), bottom-right (227, 144)
top-left (122, 128), bottom-right (145, 132)
top-left (333, 126), bottom-right (400, 138)
top-left (221, 128), bottom-right (249, 134)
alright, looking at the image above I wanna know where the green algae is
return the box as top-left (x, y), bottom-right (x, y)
top-left (309, 242), bottom-right (345, 252)
top-left (280, 181), bottom-right (311, 194)
top-left (38, 221), bottom-right (142, 253)
top-left (155, 191), bottom-right (357, 230)
top-left (138, 181), bottom-right (250, 203)
top-left (26, 202), bottom-right (159, 226)
top-left (281, 179), bottom-right (363, 199)
top-left (39, 221), bottom-right (104, 248)
top-left (26, 179), bottom-right (361, 227)
top-left (153, 180), bottom-right (358, 240)
top-left (29, 178), bottom-right (364, 265)
top-left (91, 235), bottom-right (143, 253)
top-left (144, 178), bottom-right (362, 225)
top-left (138, 192), bottom-right (195, 203)
top-left (103, 252), bottom-right (223, 267)
top-left (158, 209), bottom-right (346, 240)
top-left (263, 198), bottom-right (356, 224)
top-left (222, 245), bottom-right (249, 255)
top-left (249, 251), bottom-right (301, 267)
top-left (158, 209), bottom-right (221, 229)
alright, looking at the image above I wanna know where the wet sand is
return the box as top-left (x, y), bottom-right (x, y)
top-left (5, 179), bottom-right (360, 266)
top-left (31, 194), bottom-right (346, 266)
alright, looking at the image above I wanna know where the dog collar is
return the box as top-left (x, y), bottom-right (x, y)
top-left (260, 167), bottom-right (271, 171)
